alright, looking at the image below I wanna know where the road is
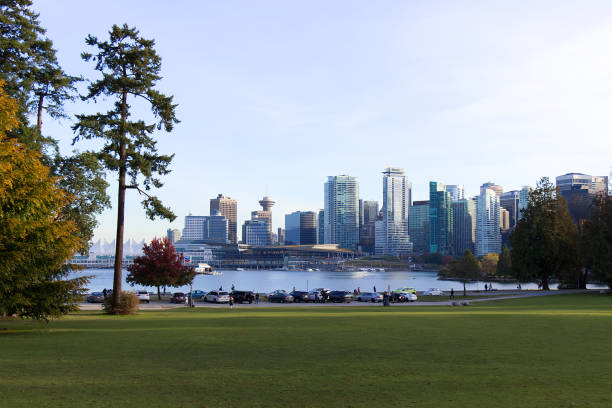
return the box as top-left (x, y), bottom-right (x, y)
top-left (78, 289), bottom-right (600, 310)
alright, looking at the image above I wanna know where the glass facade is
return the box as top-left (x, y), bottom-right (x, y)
top-left (429, 182), bottom-right (452, 255)
top-left (451, 199), bottom-right (476, 255)
top-left (246, 218), bottom-right (271, 246)
top-left (476, 188), bottom-right (501, 256)
top-left (378, 167), bottom-right (412, 256)
top-left (182, 214), bottom-right (228, 244)
top-left (210, 194), bottom-right (237, 244)
top-left (409, 200), bottom-right (429, 254)
top-left (324, 175), bottom-right (359, 250)
top-left (284, 212), bottom-right (301, 245)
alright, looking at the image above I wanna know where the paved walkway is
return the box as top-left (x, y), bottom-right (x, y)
top-left (78, 289), bottom-right (598, 310)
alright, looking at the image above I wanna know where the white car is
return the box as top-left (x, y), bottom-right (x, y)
top-left (356, 292), bottom-right (383, 302)
top-left (405, 293), bottom-right (418, 302)
top-left (307, 288), bottom-right (330, 302)
top-left (205, 291), bottom-right (230, 303)
top-left (136, 290), bottom-right (150, 303)
top-left (423, 288), bottom-right (443, 296)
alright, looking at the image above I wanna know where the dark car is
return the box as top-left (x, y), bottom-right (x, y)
top-left (269, 292), bottom-right (294, 303)
top-left (231, 290), bottom-right (255, 304)
top-left (170, 292), bottom-right (187, 304)
top-left (86, 292), bottom-right (105, 303)
top-left (391, 292), bottom-right (411, 303)
top-left (290, 291), bottom-right (309, 302)
top-left (328, 291), bottom-right (353, 303)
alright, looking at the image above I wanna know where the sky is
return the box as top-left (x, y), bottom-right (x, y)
top-left (33, 0), bottom-right (612, 243)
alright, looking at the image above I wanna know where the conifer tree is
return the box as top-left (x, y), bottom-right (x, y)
top-left (73, 24), bottom-right (179, 313)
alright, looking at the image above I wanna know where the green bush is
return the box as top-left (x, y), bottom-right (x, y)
top-left (102, 291), bottom-right (139, 315)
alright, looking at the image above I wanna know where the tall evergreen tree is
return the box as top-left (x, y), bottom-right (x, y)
top-left (496, 245), bottom-right (512, 277)
top-left (581, 195), bottom-right (612, 288)
top-left (73, 24), bottom-right (179, 313)
top-left (510, 177), bottom-right (579, 290)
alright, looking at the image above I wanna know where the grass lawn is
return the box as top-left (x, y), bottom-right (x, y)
top-left (1, 293), bottom-right (611, 407)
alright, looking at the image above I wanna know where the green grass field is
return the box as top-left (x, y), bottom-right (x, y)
top-left (1, 293), bottom-right (611, 407)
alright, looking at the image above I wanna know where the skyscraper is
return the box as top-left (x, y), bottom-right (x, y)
top-left (181, 214), bottom-right (228, 244)
top-left (362, 200), bottom-right (379, 224)
top-left (556, 173), bottom-right (609, 222)
top-left (446, 185), bottom-right (465, 201)
top-left (210, 194), bottom-right (237, 244)
top-left (324, 175), bottom-right (359, 250)
top-left (480, 182), bottom-right (503, 197)
top-left (476, 187), bottom-right (501, 256)
top-left (451, 199), bottom-right (476, 255)
top-left (500, 190), bottom-right (520, 229)
top-left (318, 209), bottom-right (324, 244)
top-left (409, 200), bottom-right (430, 254)
top-left (284, 212), bottom-right (301, 245)
top-left (429, 182), bottom-right (452, 255)
top-left (300, 211), bottom-right (318, 245)
top-left (377, 167), bottom-right (412, 256)
top-left (167, 228), bottom-right (181, 244)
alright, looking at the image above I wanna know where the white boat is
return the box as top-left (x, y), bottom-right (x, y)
top-left (236, 267), bottom-right (244, 271)
top-left (306, 268), bottom-right (314, 272)
top-left (195, 263), bottom-right (223, 275)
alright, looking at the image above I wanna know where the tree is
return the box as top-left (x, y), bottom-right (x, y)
top-left (581, 195), bottom-right (612, 288)
top-left (481, 253), bottom-right (499, 277)
top-left (510, 177), bottom-right (580, 290)
top-left (127, 238), bottom-right (194, 300)
top-left (456, 250), bottom-right (482, 296)
top-left (73, 24), bottom-right (179, 312)
top-left (0, 80), bottom-right (87, 319)
top-left (496, 245), bottom-right (512, 276)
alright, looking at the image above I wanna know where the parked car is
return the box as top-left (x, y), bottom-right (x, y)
top-left (328, 290), bottom-right (353, 303)
top-left (290, 290), bottom-right (309, 302)
top-left (393, 287), bottom-right (416, 294)
top-left (187, 290), bottom-right (208, 301)
top-left (356, 292), bottom-right (383, 302)
top-left (231, 290), bottom-right (255, 304)
top-left (169, 292), bottom-right (187, 304)
top-left (205, 291), bottom-right (230, 303)
top-left (269, 292), bottom-right (294, 303)
top-left (391, 292), bottom-right (418, 302)
top-left (86, 292), bottom-right (104, 303)
top-left (423, 288), bottom-right (443, 296)
top-left (307, 288), bottom-right (331, 301)
top-left (136, 290), bottom-right (150, 303)
top-left (404, 292), bottom-right (418, 302)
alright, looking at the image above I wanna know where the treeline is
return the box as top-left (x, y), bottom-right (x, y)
top-left (439, 178), bottom-right (612, 291)
top-left (1, 0), bottom-right (176, 318)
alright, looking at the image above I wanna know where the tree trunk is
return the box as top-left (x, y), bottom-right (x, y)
top-left (157, 286), bottom-right (161, 300)
top-left (542, 274), bottom-right (549, 290)
top-left (37, 94), bottom-right (44, 134)
top-left (111, 90), bottom-right (128, 312)
top-left (463, 281), bottom-right (466, 297)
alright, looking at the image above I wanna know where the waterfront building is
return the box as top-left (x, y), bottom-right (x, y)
top-left (480, 182), bottom-right (503, 197)
top-left (409, 200), bottom-right (430, 254)
top-left (476, 187), bottom-right (502, 256)
top-left (451, 199), bottom-right (476, 255)
top-left (446, 185), bottom-right (465, 201)
top-left (318, 209), bottom-right (324, 244)
top-left (377, 167), bottom-right (412, 256)
top-left (277, 228), bottom-right (285, 245)
top-left (324, 175), bottom-right (359, 250)
top-left (210, 194), bottom-right (238, 244)
top-left (556, 173), bottom-right (609, 222)
top-left (167, 228), bottom-right (181, 244)
top-left (359, 222), bottom-right (376, 254)
top-left (429, 182), bottom-right (452, 255)
top-left (181, 214), bottom-right (228, 244)
top-left (245, 218), bottom-right (271, 246)
top-left (300, 211), bottom-right (318, 245)
top-left (284, 211), bottom-right (301, 245)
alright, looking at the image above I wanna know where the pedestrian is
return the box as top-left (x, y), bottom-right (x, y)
top-left (102, 288), bottom-right (107, 299)
top-left (219, 285), bottom-right (223, 291)
top-left (231, 284), bottom-right (235, 291)
top-left (484, 283), bottom-right (488, 291)
top-left (353, 289), bottom-right (357, 296)
top-left (358, 287), bottom-right (360, 293)
top-left (450, 288), bottom-right (454, 299)
top-left (255, 293), bottom-right (259, 304)
top-left (315, 292), bottom-right (319, 303)
top-left (229, 295), bottom-right (234, 309)
top-left (373, 285), bottom-right (377, 292)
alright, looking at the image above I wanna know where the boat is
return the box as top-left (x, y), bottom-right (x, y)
top-left (306, 268), bottom-right (314, 272)
top-left (236, 267), bottom-right (244, 271)
top-left (195, 263), bottom-right (223, 275)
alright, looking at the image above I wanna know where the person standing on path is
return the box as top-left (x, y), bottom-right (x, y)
top-left (373, 285), bottom-right (377, 293)
top-left (229, 295), bottom-right (234, 309)
top-left (102, 288), bottom-right (107, 299)
top-left (450, 288), bottom-right (454, 299)
top-left (255, 293), bottom-right (259, 304)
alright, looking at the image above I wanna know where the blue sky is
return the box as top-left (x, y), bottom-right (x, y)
top-left (34, 0), bottom-right (612, 242)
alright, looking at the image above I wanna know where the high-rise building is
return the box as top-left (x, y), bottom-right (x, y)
top-left (377, 167), bottom-right (412, 256)
top-left (518, 186), bottom-right (530, 221)
top-left (500, 190), bottom-right (520, 229)
top-left (446, 185), bottom-right (465, 201)
top-left (429, 182), bottom-right (452, 255)
top-left (451, 199), bottom-right (476, 255)
top-left (167, 228), bottom-right (182, 244)
top-left (324, 175), bottom-right (359, 250)
top-left (248, 196), bottom-right (275, 244)
top-left (362, 200), bottom-right (379, 225)
top-left (476, 187), bottom-right (501, 256)
top-left (409, 200), bottom-right (430, 254)
top-left (318, 209), bottom-right (324, 244)
top-left (480, 182), bottom-right (503, 197)
top-left (284, 212), bottom-right (301, 245)
top-left (181, 213), bottom-right (228, 244)
top-left (300, 211), bottom-right (318, 245)
top-left (210, 194), bottom-right (237, 244)
top-left (500, 208), bottom-right (510, 231)
top-left (245, 218), bottom-right (270, 246)
top-left (277, 228), bottom-right (285, 245)
top-left (556, 173), bottom-right (609, 222)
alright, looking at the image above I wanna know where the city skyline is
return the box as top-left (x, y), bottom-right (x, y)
top-left (30, 1), bottom-right (612, 242)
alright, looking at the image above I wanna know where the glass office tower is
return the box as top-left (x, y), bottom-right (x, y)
top-left (324, 175), bottom-right (359, 250)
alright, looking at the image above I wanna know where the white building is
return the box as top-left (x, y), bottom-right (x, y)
top-left (476, 187), bottom-right (501, 256)
top-left (376, 167), bottom-right (413, 256)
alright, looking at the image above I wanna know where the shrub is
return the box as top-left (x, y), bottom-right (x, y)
top-left (102, 291), bottom-right (139, 315)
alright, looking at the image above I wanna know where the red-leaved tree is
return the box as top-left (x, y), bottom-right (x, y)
top-left (127, 237), bottom-right (195, 300)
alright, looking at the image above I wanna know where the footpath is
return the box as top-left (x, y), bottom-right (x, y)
top-left (78, 289), bottom-right (598, 310)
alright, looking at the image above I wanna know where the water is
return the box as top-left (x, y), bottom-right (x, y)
top-left (71, 268), bottom-right (608, 294)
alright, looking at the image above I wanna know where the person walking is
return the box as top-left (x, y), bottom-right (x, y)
top-left (102, 288), bottom-right (107, 299)
top-left (484, 283), bottom-right (488, 291)
top-left (231, 284), bottom-right (235, 291)
top-left (229, 295), bottom-right (234, 309)
top-left (450, 288), bottom-right (454, 299)
top-left (255, 293), bottom-right (259, 304)
top-left (373, 285), bottom-right (377, 293)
